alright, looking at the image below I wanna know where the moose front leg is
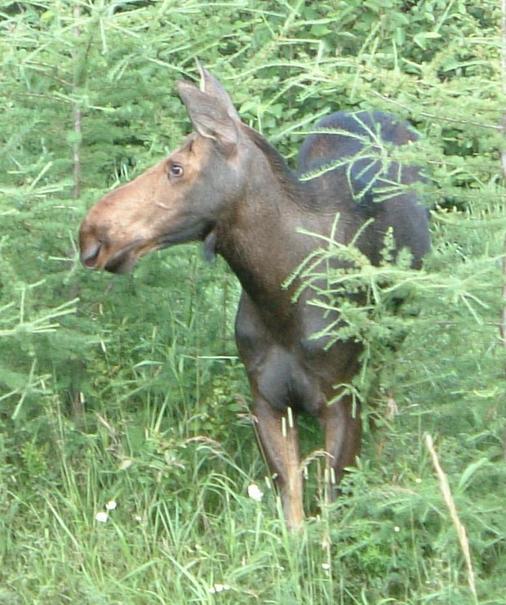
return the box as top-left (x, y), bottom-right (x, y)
top-left (319, 396), bottom-right (362, 501)
top-left (253, 396), bottom-right (303, 530)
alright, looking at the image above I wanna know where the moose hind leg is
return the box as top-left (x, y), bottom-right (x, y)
top-left (253, 395), bottom-right (303, 530)
top-left (320, 396), bottom-right (362, 501)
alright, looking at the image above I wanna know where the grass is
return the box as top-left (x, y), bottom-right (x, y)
top-left (1, 267), bottom-right (505, 604)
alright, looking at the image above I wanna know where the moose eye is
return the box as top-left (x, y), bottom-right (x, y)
top-left (168, 163), bottom-right (184, 178)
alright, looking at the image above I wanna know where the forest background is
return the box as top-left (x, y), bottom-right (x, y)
top-left (0, 1), bottom-right (505, 603)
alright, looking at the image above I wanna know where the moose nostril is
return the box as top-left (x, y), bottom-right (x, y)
top-left (81, 242), bottom-right (102, 268)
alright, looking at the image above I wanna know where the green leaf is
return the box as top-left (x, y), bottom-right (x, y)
top-left (457, 458), bottom-right (490, 492)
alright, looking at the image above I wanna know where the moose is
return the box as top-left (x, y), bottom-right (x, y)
top-left (79, 68), bottom-right (430, 529)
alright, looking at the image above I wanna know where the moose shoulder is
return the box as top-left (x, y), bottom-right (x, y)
top-left (79, 68), bottom-right (430, 530)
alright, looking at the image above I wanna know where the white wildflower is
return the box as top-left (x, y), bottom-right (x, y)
top-left (105, 500), bottom-right (117, 511)
top-left (394, 525), bottom-right (400, 533)
top-left (119, 458), bottom-right (133, 470)
top-left (209, 583), bottom-right (231, 594)
top-left (321, 562), bottom-right (331, 571)
top-left (247, 484), bottom-right (264, 502)
top-left (95, 511), bottom-right (109, 523)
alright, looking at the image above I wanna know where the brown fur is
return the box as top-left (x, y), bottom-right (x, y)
top-left (80, 70), bottom-right (430, 529)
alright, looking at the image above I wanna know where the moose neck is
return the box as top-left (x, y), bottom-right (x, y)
top-left (215, 133), bottom-right (320, 326)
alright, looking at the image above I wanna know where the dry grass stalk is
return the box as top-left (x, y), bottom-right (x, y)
top-left (425, 434), bottom-right (478, 603)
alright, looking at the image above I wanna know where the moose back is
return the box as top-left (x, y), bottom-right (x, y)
top-left (79, 69), bottom-right (430, 529)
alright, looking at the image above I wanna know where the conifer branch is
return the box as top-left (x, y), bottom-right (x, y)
top-left (501, 0), bottom-right (506, 347)
top-left (72, 2), bottom-right (82, 200)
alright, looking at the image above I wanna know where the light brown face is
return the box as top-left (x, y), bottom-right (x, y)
top-left (79, 134), bottom-right (215, 273)
top-left (79, 68), bottom-right (244, 274)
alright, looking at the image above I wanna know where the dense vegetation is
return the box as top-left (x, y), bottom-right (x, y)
top-left (0, 1), bottom-right (504, 603)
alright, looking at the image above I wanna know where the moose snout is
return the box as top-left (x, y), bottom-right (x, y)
top-left (80, 239), bottom-right (102, 269)
top-left (79, 220), bottom-right (106, 269)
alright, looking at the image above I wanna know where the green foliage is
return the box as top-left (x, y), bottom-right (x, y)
top-left (0, 0), bottom-right (505, 603)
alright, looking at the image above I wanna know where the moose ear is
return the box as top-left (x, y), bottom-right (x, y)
top-left (197, 64), bottom-right (240, 121)
top-left (176, 80), bottom-right (238, 154)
